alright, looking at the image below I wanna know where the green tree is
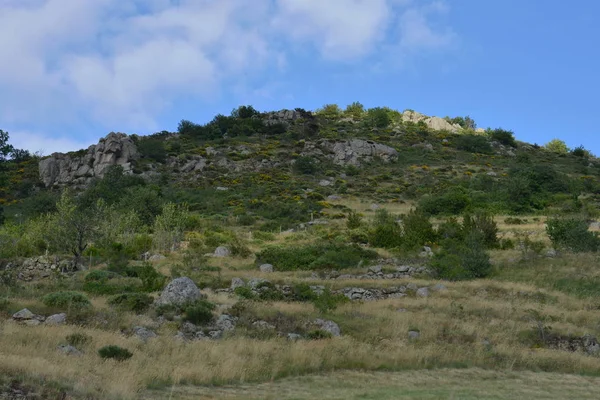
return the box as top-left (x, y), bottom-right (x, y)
top-left (366, 107), bottom-right (392, 128)
top-left (152, 202), bottom-right (190, 253)
top-left (344, 102), bottom-right (365, 120)
top-left (544, 139), bottom-right (569, 154)
top-left (316, 104), bottom-right (342, 119)
top-left (0, 130), bottom-right (14, 161)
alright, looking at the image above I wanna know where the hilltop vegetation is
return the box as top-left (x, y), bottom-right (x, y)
top-left (0, 105), bottom-right (599, 399)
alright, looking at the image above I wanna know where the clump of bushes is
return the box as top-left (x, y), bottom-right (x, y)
top-left (43, 291), bottom-right (91, 309)
top-left (430, 232), bottom-right (492, 280)
top-left (98, 345), bottom-right (133, 361)
top-left (418, 187), bottom-right (471, 216)
top-left (256, 243), bottom-right (377, 271)
top-left (183, 300), bottom-right (216, 325)
top-left (546, 217), bottom-right (599, 253)
top-left (108, 293), bottom-right (154, 313)
top-left (489, 128), bottom-right (516, 147)
top-left (66, 333), bottom-right (91, 347)
top-left (368, 209), bottom-right (437, 250)
top-left (455, 134), bottom-right (492, 154)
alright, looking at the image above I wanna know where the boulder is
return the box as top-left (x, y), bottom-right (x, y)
top-left (45, 313), bottom-right (67, 326)
top-left (57, 345), bottom-right (82, 356)
top-left (259, 264), bottom-right (274, 273)
top-left (214, 246), bottom-right (231, 257)
top-left (12, 308), bottom-right (34, 320)
top-left (315, 139), bottom-right (398, 166)
top-left (231, 277), bottom-right (245, 290)
top-left (216, 314), bottom-right (236, 332)
top-left (408, 330), bottom-right (421, 340)
top-left (252, 320), bottom-right (276, 330)
top-left (314, 319), bottom-right (341, 337)
top-left (133, 326), bottom-right (157, 342)
top-left (416, 287), bottom-right (430, 298)
top-left (156, 277), bottom-right (202, 306)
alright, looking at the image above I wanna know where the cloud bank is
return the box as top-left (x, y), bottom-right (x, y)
top-left (0, 0), bottom-right (456, 153)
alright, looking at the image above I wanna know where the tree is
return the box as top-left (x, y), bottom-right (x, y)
top-left (0, 130), bottom-right (14, 161)
top-left (152, 202), bottom-right (190, 253)
top-left (344, 102), bottom-right (365, 120)
top-left (316, 104), bottom-right (342, 119)
top-left (544, 139), bottom-right (569, 154)
top-left (51, 190), bottom-right (101, 265)
top-left (489, 128), bottom-right (516, 147)
top-left (366, 107), bottom-right (391, 128)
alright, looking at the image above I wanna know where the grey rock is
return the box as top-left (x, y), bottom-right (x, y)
top-left (214, 246), bottom-right (231, 257)
top-left (327, 195), bottom-right (342, 201)
top-left (396, 265), bottom-right (411, 273)
top-left (133, 326), bottom-right (157, 341)
top-left (148, 254), bottom-right (166, 262)
top-left (252, 320), bottom-right (276, 330)
top-left (180, 322), bottom-right (198, 335)
top-left (431, 284), bottom-right (448, 292)
top-left (248, 278), bottom-right (268, 289)
top-left (368, 265), bottom-right (382, 274)
top-left (287, 333), bottom-right (302, 341)
top-left (416, 287), bottom-right (430, 298)
top-left (216, 314), bottom-right (236, 332)
top-left (45, 313), bottom-right (67, 326)
top-left (546, 249), bottom-right (558, 258)
top-left (57, 344), bottom-right (82, 356)
top-left (156, 277), bottom-right (202, 306)
top-left (419, 246), bottom-right (434, 258)
top-left (406, 283), bottom-right (418, 291)
top-left (23, 319), bottom-right (42, 326)
top-left (408, 330), bottom-right (421, 340)
top-left (12, 308), bottom-right (34, 320)
top-left (39, 132), bottom-right (139, 187)
top-left (314, 319), bottom-right (341, 337)
top-left (216, 186), bottom-right (229, 191)
top-left (259, 264), bottom-right (274, 273)
top-left (315, 139), bottom-right (398, 167)
top-left (231, 277), bottom-right (245, 290)
top-left (209, 330), bottom-right (223, 339)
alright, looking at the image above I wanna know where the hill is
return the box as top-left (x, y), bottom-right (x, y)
top-left (0, 104), bottom-right (599, 399)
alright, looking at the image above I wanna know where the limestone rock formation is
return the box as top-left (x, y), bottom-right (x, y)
top-left (311, 139), bottom-right (398, 166)
top-left (39, 132), bottom-right (139, 187)
top-left (402, 110), bottom-right (462, 132)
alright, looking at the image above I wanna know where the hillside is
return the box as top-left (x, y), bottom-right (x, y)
top-left (1, 105), bottom-right (600, 399)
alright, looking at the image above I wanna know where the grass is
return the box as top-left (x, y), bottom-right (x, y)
top-left (143, 369), bottom-right (600, 399)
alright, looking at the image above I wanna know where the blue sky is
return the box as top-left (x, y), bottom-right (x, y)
top-left (1, 0), bottom-right (598, 155)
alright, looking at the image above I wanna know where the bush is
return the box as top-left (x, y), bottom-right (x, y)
top-left (312, 289), bottom-right (348, 313)
top-left (306, 330), bottom-right (333, 340)
top-left (366, 107), bottom-right (391, 128)
top-left (431, 233), bottom-right (492, 280)
top-left (65, 333), bottom-right (91, 347)
top-left (256, 243), bottom-right (377, 271)
top-left (455, 134), bottom-right (492, 154)
top-left (183, 300), bottom-right (216, 325)
top-left (369, 209), bottom-right (403, 248)
top-left (43, 291), bottom-right (91, 309)
top-left (108, 293), bottom-right (154, 313)
top-left (401, 210), bottom-right (437, 250)
top-left (489, 128), bottom-right (516, 147)
top-left (293, 156), bottom-right (318, 175)
top-left (346, 211), bottom-right (363, 229)
top-left (462, 213), bottom-right (499, 249)
top-left (418, 188), bottom-right (471, 216)
top-left (98, 345), bottom-right (133, 361)
top-left (544, 139), bottom-right (569, 154)
top-left (234, 286), bottom-right (257, 300)
top-left (546, 217), bottom-right (599, 252)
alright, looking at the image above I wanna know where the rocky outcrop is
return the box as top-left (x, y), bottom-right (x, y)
top-left (402, 110), bottom-right (463, 132)
top-left (156, 277), bottom-right (202, 306)
top-left (39, 132), bottom-right (139, 187)
top-left (6, 256), bottom-right (77, 281)
top-left (308, 139), bottom-right (398, 166)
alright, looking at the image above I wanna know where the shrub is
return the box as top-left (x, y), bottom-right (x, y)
top-left (571, 146), bottom-right (589, 158)
top-left (137, 136), bottom-right (167, 162)
top-left (306, 330), bottom-right (333, 340)
top-left (418, 188), bottom-right (471, 216)
top-left (256, 243), bottom-right (377, 271)
top-left (312, 289), bottom-right (348, 313)
top-left (346, 211), bottom-right (363, 229)
top-left (234, 286), bottom-right (257, 300)
top-left (546, 217), bottom-right (599, 252)
top-left (108, 293), bottom-right (153, 313)
top-left (183, 300), bottom-right (216, 325)
top-left (293, 156), bottom-right (318, 175)
top-left (98, 345), bottom-right (133, 361)
top-left (65, 333), bottom-right (91, 347)
top-left (366, 107), bottom-right (391, 128)
top-left (455, 134), bottom-right (492, 154)
top-left (431, 233), bottom-right (492, 280)
top-left (489, 128), bottom-right (516, 147)
top-left (462, 213), bottom-right (499, 249)
top-left (43, 291), bottom-right (91, 309)
top-left (369, 209), bottom-right (403, 248)
top-left (544, 139), bottom-right (569, 154)
top-left (401, 210), bottom-right (437, 250)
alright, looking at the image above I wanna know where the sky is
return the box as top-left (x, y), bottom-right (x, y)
top-left (1, 0), bottom-right (598, 156)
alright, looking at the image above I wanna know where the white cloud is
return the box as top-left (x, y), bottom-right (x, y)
top-left (0, 0), bottom-right (457, 137)
top-left (9, 131), bottom-right (94, 155)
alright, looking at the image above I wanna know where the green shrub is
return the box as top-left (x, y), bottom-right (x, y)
top-left (108, 293), bottom-right (154, 313)
top-left (256, 282), bottom-right (285, 301)
top-left (43, 291), bottom-right (91, 309)
top-left (65, 333), bottom-right (91, 347)
top-left (369, 209), bottom-right (403, 248)
top-left (431, 233), bottom-right (492, 280)
top-left (293, 156), bottom-right (318, 175)
top-left (256, 243), bottom-right (377, 271)
top-left (306, 330), bottom-right (333, 340)
top-left (183, 300), bottom-right (216, 325)
top-left (546, 217), bottom-right (599, 252)
top-left (312, 289), bottom-right (348, 313)
top-left (292, 283), bottom-right (318, 302)
top-left (418, 188), bottom-right (471, 216)
top-left (462, 213), bottom-right (499, 249)
top-left (455, 134), bottom-right (492, 154)
top-left (401, 210), bottom-right (437, 250)
top-left (234, 286), bottom-right (257, 300)
top-left (98, 345), bottom-right (133, 361)
top-left (504, 217), bottom-right (527, 225)
top-left (137, 136), bottom-right (167, 162)
top-left (489, 128), bottom-right (516, 147)
top-left (346, 211), bottom-right (363, 229)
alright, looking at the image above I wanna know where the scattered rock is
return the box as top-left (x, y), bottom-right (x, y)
top-left (315, 139), bottom-right (398, 167)
top-left (327, 195), bottom-right (342, 201)
top-left (546, 249), bottom-right (558, 258)
top-left (148, 254), bottom-right (166, 262)
top-left (23, 319), bottom-right (42, 326)
top-left (57, 345), bottom-right (82, 356)
top-left (259, 264), bottom-right (274, 273)
top-left (419, 246), bottom-right (434, 258)
top-left (408, 330), bottom-right (421, 340)
top-left (314, 319), bottom-right (341, 337)
top-left (252, 320), bottom-right (276, 330)
top-left (287, 333), bottom-right (302, 341)
top-left (431, 284), bottom-right (447, 292)
top-left (214, 246), bottom-right (231, 257)
top-left (416, 287), bottom-right (430, 298)
top-left (216, 314), bottom-right (236, 332)
top-left (44, 313), bottom-right (67, 326)
top-left (12, 308), bottom-right (35, 321)
top-left (231, 277), bottom-right (245, 290)
top-left (216, 186), bottom-right (229, 191)
top-left (368, 265), bottom-right (382, 274)
top-left (209, 330), bottom-right (223, 339)
top-left (133, 326), bottom-right (157, 342)
top-left (156, 277), bottom-right (202, 306)
top-left (248, 278), bottom-right (268, 289)
top-left (319, 179), bottom-right (332, 187)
